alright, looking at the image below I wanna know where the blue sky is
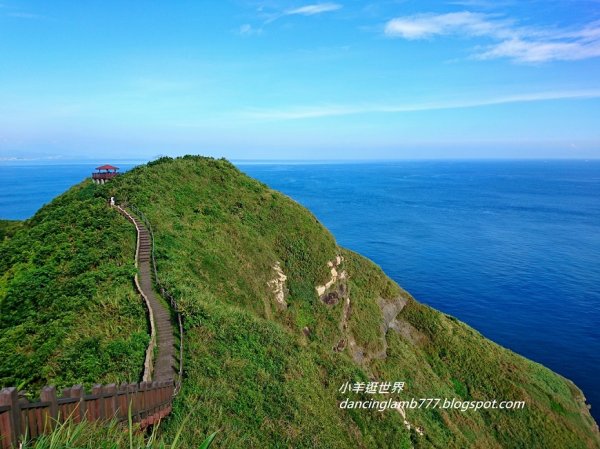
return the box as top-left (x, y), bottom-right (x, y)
top-left (0, 0), bottom-right (599, 160)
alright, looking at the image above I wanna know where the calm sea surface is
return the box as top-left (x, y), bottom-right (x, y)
top-left (1, 160), bottom-right (599, 420)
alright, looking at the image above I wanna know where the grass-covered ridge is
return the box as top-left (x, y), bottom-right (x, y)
top-left (1, 156), bottom-right (598, 448)
top-left (0, 182), bottom-right (148, 392)
top-left (102, 156), bottom-right (598, 448)
top-left (0, 219), bottom-right (22, 241)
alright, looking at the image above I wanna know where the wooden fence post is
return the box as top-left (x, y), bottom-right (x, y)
top-left (0, 388), bottom-right (19, 449)
top-left (40, 386), bottom-right (58, 432)
top-left (150, 381), bottom-right (157, 413)
top-left (127, 383), bottom-right (137, 422)
top-left (60, 387), bottom-right (70, 424)
top-left (71, 385), bottom-right (85, 423)
top-left (118, 383), bottom-right (128, 421)
top-left (92, 385), bottom-right (104, 420)
top-left (103, 384), bottom-right (117, 419)
top-left (139, 382), bottom-right (148, 418)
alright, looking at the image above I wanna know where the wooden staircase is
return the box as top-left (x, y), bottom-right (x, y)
top-left (118, 206), bottom-right (176, 382)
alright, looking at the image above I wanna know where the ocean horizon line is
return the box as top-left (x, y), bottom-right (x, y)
top-left (1, 156), bottom-right (600, 166)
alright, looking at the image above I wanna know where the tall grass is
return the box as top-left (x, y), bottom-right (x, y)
top-left (18, 413), bottom-right (217, 449)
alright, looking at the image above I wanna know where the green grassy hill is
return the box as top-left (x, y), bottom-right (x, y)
top-left (1, 156), bottom-right (598, 448)
top-left (0, 220), bottom-right (22, 241)
top-left (0, 184), bottom-right (148, 391)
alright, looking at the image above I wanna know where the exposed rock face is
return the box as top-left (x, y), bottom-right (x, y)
top-left (316, 256), bottom-right (347, 305)
top-left (315, 255), bottom-right (409, 364)
top-left (267, 262), bottom-right (288, 310)
top-left (388, 317), bottom-right (427, 346)
top-left (334, 296), bottom-right (352, 353)
top-left (379, 296), bottom-right (408, 330)
top-left (319, 260), bottom-right (423, 435)
top-left (322, 288), bottom-right (344, 305)
top-left (334, 338), bottom-right (347, 352)
top-left (343, 296), bottom-right (408, 365)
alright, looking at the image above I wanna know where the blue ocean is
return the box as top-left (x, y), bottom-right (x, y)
top-left (1, 160), bottom-right (599, 420)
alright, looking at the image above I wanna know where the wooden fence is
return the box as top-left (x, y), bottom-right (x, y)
top-left (0, 381), bottom-right (174, 449)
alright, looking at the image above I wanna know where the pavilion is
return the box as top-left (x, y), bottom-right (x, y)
top-left (92, 164), bottom-right (119, 184)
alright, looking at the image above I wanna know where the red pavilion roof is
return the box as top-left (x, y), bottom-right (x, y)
top-left (95, 164), bottom-right (119, 171)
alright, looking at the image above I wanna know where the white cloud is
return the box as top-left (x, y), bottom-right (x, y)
top-left (239, 23), bottom-right (263, 36)
top-left (240, 89), bottom-right (600, 120)
top-left (384, 12), bottom-right (509, 40)
top-left (478, 38), bottom-right (600, 62)
top-left (284, 3), bottom-right (342, 16)
top-left (384, 11), bottom-right (600, 63)
top-left (258, 3), bottom-right (342, 25)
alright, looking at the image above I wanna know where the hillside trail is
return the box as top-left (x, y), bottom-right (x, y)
top-left (117, 205), bottom-right (176, 382)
